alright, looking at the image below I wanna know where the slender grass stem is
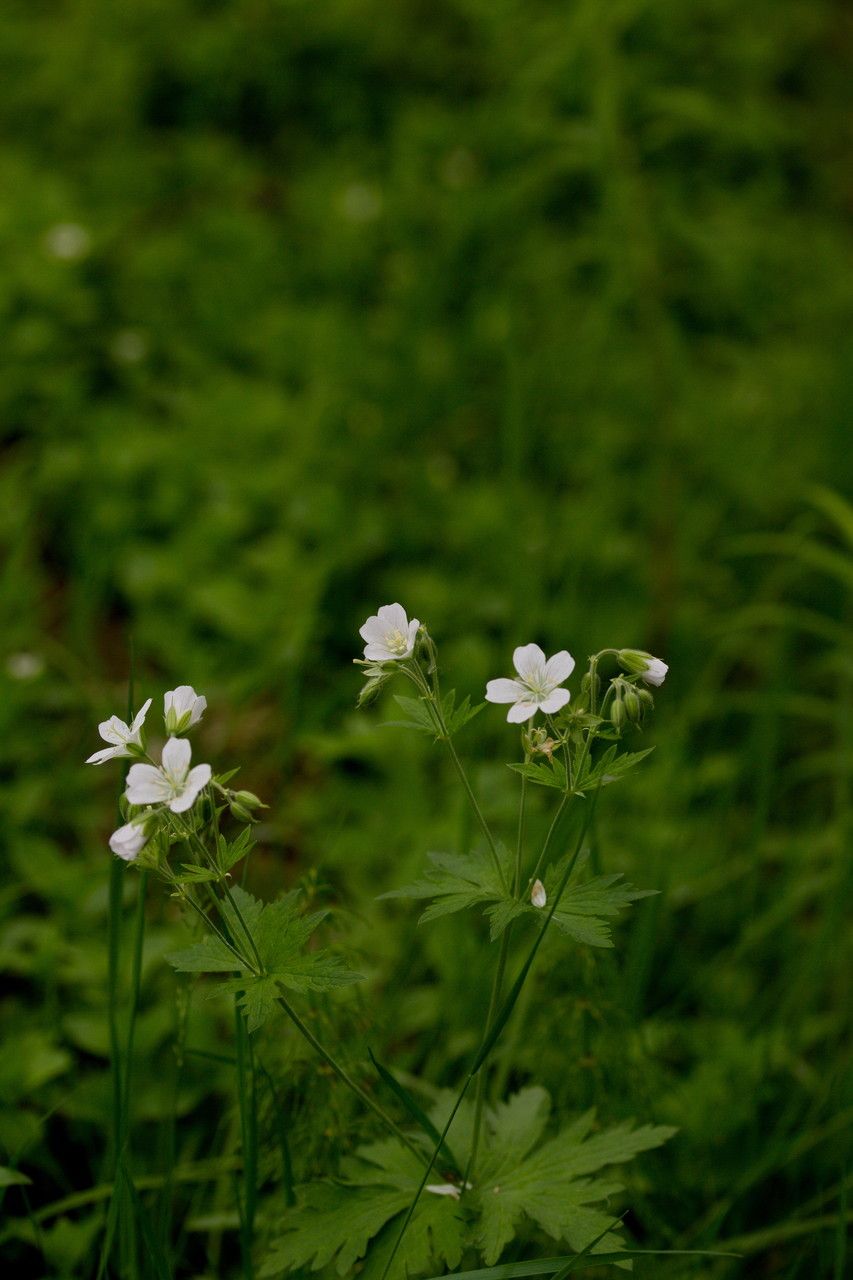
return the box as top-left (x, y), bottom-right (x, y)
top-left (273, 990), bottom-right (428, 1166)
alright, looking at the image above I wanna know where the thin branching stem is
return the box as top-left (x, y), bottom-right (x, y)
top-left (273, 991), bottom-right (428, 1166)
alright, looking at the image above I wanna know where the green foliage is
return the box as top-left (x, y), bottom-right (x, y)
top-left (0, 0), bottom-right (850, 1274)
top-left (167, 886), bottom-right (361, 1032)
top-left (383, 848), bottom-right (652, 948)
top-left (263, 1089), bottom-right (674, 1277)
top-left (388, 690), bottom-right (484, 739)
top-left (469, 1088), bottom-right (675, 1266)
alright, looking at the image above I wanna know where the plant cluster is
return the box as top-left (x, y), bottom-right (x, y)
top-left (87, 607), bottom-right (678, 1278)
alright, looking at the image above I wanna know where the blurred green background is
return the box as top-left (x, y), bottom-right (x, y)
top-left (1, 0), bottom-right (851, 1276)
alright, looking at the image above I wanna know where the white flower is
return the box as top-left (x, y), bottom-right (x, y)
top-left (45, 222), bottom-right (91, 261)
top-left (640, 657), bottom-right (668, 687)
top-left (531, 878), bottom-right (547, 909)
top-left (164, 685), bottom-right (207, 734)
top-left (359, 603), bottom-right (420, 662)
top-left (125, 737), bottom-right (212, 813)
top-left (485, 644), bottom-right (575, 723)
top-left (86, 698), bottom-right (153, 765)
top-left (617, 649), bottom-right (668, 687)
top-left (109, 821), bottom-right (150, 862)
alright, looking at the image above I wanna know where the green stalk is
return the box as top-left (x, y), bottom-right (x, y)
top-left (463, 772), bottom-right (527, 1190)
top-left (171, 818), bottom-right (424, 1160)
top-left (407, 657), bottom-right (508, 893)
top-left (381, 788), bottom-right (601, 1280)
top-left (274, 991), bottom-right (428, 1166)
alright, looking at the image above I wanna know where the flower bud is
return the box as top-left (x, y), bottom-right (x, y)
top-left (624, 688), bottom-right (642, 724)
top-left (234, 790), bottom-right (265, 811)
top-left (357, 665), bottom-right (393, 708)
top-left (580, 671), bottom-right (601, 704)
top-left (617, 649), bottom-right (668, 687)
top-left (610, 696), bottom-right (626, 731)
top-left (230, 801), bottom-right (255, 823)
top-left (531, 879), bottom-right (547, 908)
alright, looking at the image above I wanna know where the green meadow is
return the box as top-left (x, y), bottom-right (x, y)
top-left (0, 1), bottom-right (850, 1277)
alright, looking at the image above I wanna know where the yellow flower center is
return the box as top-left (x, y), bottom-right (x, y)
top-left (385, 627), bottom-right (409, 655)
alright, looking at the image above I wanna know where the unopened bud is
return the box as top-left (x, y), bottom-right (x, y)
top-left (624, 689), bottom-right (642, 724)
top-left (617, 649), bottom-right (668, 687)
top-left (610, 697), bottom-right (626, 731)
top-left (580, 671), bottom-right (601, 703)
top-left (230, 801), bottom-right (255, 823)
top-left (531, 879), bottom-right (547, 909)
top-left (234, 790), bottom-right (264, 810)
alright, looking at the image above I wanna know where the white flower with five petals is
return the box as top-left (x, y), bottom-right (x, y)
top-left (164, 685), bottom-right (207, 734)
top-left (109, 820), bottom-right (151, 862)
top-left (486, 644), bottom-right (575, 723)
top-left (125, 737), bottom-right (212, 813)
top-left (359, 603), bottom-right (420, 662)
top-left (86, 698), bottom-right (152, 765)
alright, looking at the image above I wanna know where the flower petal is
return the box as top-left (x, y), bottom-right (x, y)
top-left (109, 822), bottom-right (148, 861)
top-left (358, 615), bottom-right (387, 643)
top-left (126, 764), bottom-right (170, 805)
top-left (169, 763), bottom-right (211, 812)
top-left (485, 678), bottom-right (528, 704)
top-left (404, 619), bottom-right (421, 654)
top-left (98, 715), bottom-right (129, 745)
top-left (377, 602), bottom-right (408, 633)
top-left (363, 641), bottom-right (395, 661)
top-left (506, 699), bottom-right (540, 723)
top-left (641, 658), bottom-right (668, 687)
top-left (161, 735), bottom-right (192, 776)
top-left (130, 697), bottom-right (152, 733)
top-left (544, 650), bottom-right (575, 686)
top-left (540, 687), bottom-right (571, 714)
top-left (190, 695), bottom-right (207, 724)
top-left (513, 644), bottom-right (546, 681)
top-left (86, 746), bottom-right (119, 765)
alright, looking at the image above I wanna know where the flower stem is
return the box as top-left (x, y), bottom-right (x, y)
top-left (273, 990), bottom-right (427, 1166)
top-left (443, 734), bottom-right (509, 893)
top-left (463, 769), bottom-right (527, 1191)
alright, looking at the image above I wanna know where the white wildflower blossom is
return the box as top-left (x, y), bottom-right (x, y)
top-left (109, 820), bottom-right (151, 862)
top-left (531, 878), bottom-right (547, 909)
top-left (359, 603), bottom-right (420, 662)
top-left (164, 685), bottom-right (207, 734)
top-left (639, 657), bottom-right (668, 687)
top-left (6, 652), bottom-right (44, 680)
top-left (45, 222), bottom-right (91, 261)
top-left (86, 698), bottom-right (153, 765)
top-left (125, 737), bottom-right (211, 813)
top-left (485, 644), bottom-right (575, 723)
top-left (617, 649), bottom-right (668, 687)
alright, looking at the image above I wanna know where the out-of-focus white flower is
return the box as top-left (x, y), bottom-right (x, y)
top-left (531, 879), bottom-right (547, 909)
top-left (359, 603), bottom-right (420, 662)
top-left (111, 329), bottom-right (148, 364)
top-left (126, 737), bottom-right (211, 813)
top-left (86, 698), bottom-right (153, 765)
top-left (6, 652), bottom-right (44, 680)
top-left (164, 685), bottom-right (207, 734)
top-left (485, 644), bottom-right (575, 723)
top-left (341, 182), bottom-right (383, 223)
top-left (45, 222), bottom-right (91, 260)
top-left (109, 820), bottom-right (150, 862)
